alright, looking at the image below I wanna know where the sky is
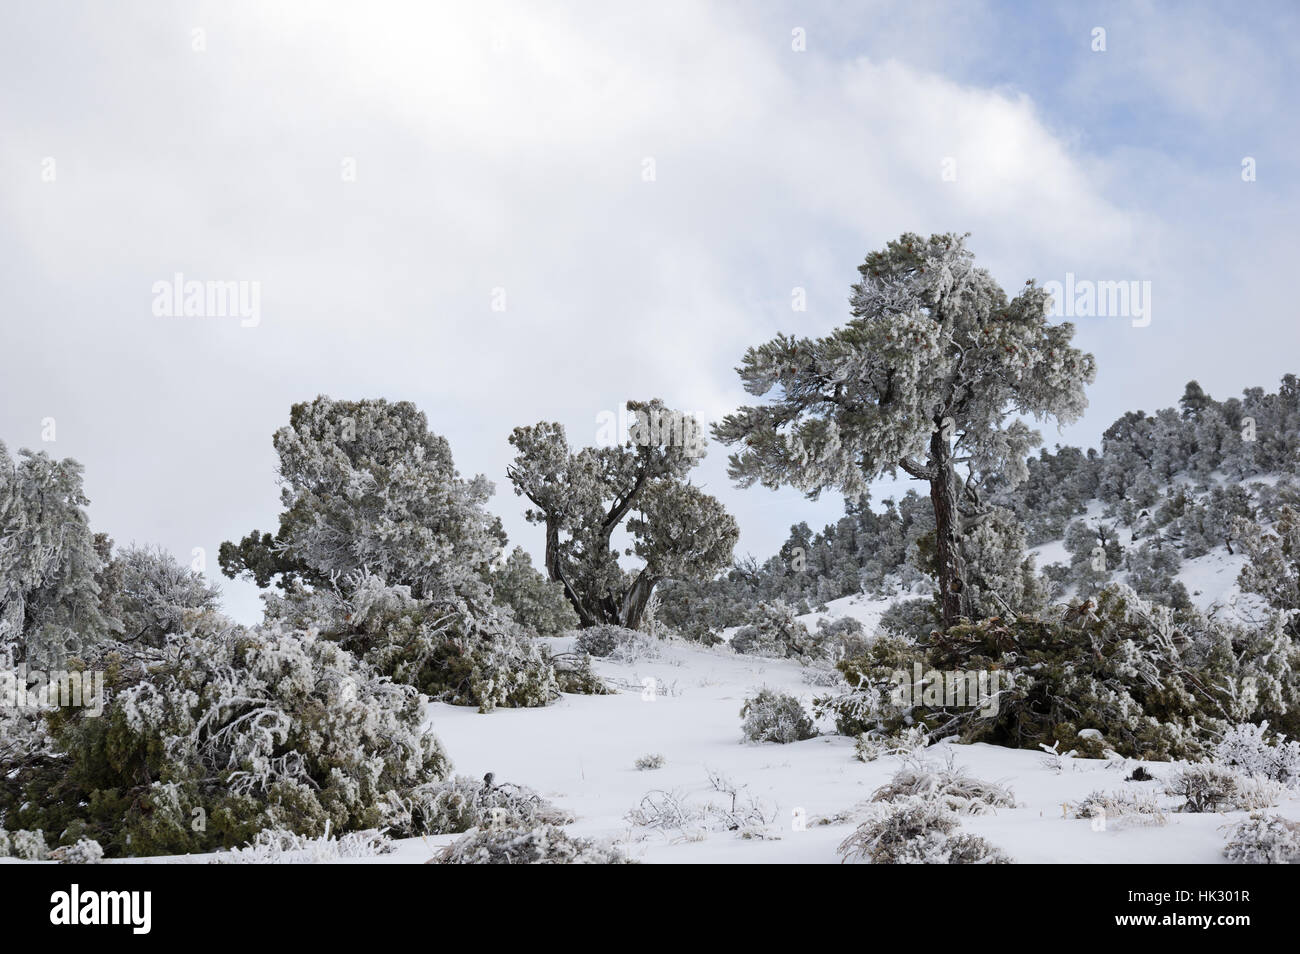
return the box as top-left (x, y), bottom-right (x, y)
top-left (1, 0), bottom-right (1297, 624)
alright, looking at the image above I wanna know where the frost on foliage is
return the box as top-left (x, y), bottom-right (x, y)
top-left (1222, 813), bottom-right (1300, 864)
top-left (871, 761), bottom-right (1016, 815)
top-left (0, 442), bottom-right (113, 668)
top-left (0, 825), bottom-right (49, 860)
top-left (432, 825), bottom-right (634, 865)
top-left (731, 601), bottom-right (823, 661)
top-left (51, 837), bottom-right (105, 864)
top-left (508, 400), bottom-right (738, 631)
top-left (219, 397), bottom-right (504, 608)
top-left (209, 827), bottom-right (395, 864)
top-left (1164, 764), bottom-right (1281, 813)
top-left (838, 797), bottom-right (1011, 865)
top-left (263, 573), bottom-right (562, 711)
top-left (1067, 790), bottom-right (1167, 828)
top-left (1215, 722), bottom-right (1300, 787)
top-left (855, 725), bottom-right (930, 763)
top-left (626, 769), bottom-right (776, 841)
top-left (1, 610), bottom-right (449, 857)
top-left (100, 544), bottom-right (220, 647)
top-left (574, 624), bottom-right (656, 661)
top-left (387, 772), bottom-right (572, 837)
top-left (635, 753), bottom-right (666, 771)
top-left (490, 546), bottom-right (578, 636)
top-left (740, 688), bottom-right (817, 744)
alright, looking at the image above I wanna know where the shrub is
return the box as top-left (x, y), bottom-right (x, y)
top-left (0, 826), bottom-right (48, 860)
top-left (1165, 764), bottom-right (1280, 813)
top-left (1222, 813), bottom-right (1300, 864)
top-left (820, 585), bottom-right (1300, 761)
top-left (635, 754), bottom-right (666, 771)
top-left (854, 725), bottom-right (930, 763)
top-left (574, 624), bottom-right (648, 660)
top-left (0, 611), bottom-right (450, 857)
top-left (210, 828), bottom-right (394, 864)
top-left (431, 825), bottom-right (634, 864)
top-left (490, 547), bottom-right (579, 636)
top-left (740, 689), bottom-right (816, 744)
top-left (51, 837), bottom-right (104, 864)
top-left (838, 798), bottom-right (1009, 864)
top-left (1215, 722), bottom-right (1300, 787)
top-left (264, 575), bottom-right (563, 712)
top-left (1068, 790), bottom-right (1167, 827)
top-left (871, 763), bottom-right (1016, 815)
top-left (731, 601), bottom-right (821, 660)
top-left (387, 773), bottom-right (572, 837)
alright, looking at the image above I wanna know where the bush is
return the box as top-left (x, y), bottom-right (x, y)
top-left (1222, 813), bottom-right (1300, 864)
top-left (819, 585), bottom-right (1300, 761)
top-left (740, 689), bottom-right (817, 744)
top-left (51, 837), bottom-right (105, 864)
top-left (490, 547), bottom-right (579, 636)
top-left (0, 826), bottom-right (48, 860)
top-left (387, 773), bottom-right (572, 837)
top-left (731, 601), bottom-right (821, 660)
top-left (635, 754), bottom-right (666, 771)
top-left (1165, 764), bottom-right (1280, 813)
top-left (871, 763), bottom-right (1016, 815)
top-left (854, 725), bottom-right (930, 763)
top-left (210, 828), bottom-right (394, 864)
top-left (574, 624), bottom-right (641, 658)
top-left (0, 611), bottom-right (450, 857)
top-left (431, 825), bottom-right (634, 864)
top-left (1068, 790), bottom-right (1167, 828)
top-left (837, 798), bottom-right (1010, 864)
top-left (264, 575), bottom-right (564, 712)
top-left (1215, 722), bottom-right (1300, 787)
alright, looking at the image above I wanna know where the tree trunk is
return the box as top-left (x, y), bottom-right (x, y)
top-left (929, 427), bottom-right (967, 629)
top-left (543, 516), bottom-right (596, 627)
top-left (620, 570), bottom-right (658, 630)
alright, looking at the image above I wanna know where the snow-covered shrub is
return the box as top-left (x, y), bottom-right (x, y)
top-left (625, 771), bottom-right (774, 840)
top-left (1222, 813), bottom-right (1300, 864)
top-left (574, 624), bottom-right (657, 662)
top-left (854, 725), bottom-right (930, 763)
top-left (264, 575), bottom-right (562, 712)
top-left (871, 763), bottom-right (1015, 815)
top-left (1215, 722), bottom-right (1300, 787)
top-left (1165, 764), bottom-right (1281, 813)
top-left (877, 597), bottom-right (940, 642)
top-left (210, 827), bottom-right (395, 864)
top-left (432, 825), bottom-right (634, 864)
top-left (815, 616), bottom-right (870, 659)
top-left (820, 585), bottom-right (1300, 761)
top-left (1068, 790), bottom-right (1167, 827)
top-left (1, 610), bottom-right (450, 858)
top-left (0, 826), bottom-right (48, 860)
top-left (635, 754), bottom-right (666, 771)
top-left (731, 601), bottom-right (821, 660)
top-left (387, 773), bottom-right (572, 836)
top-left (50, 837), bottom-right (104, 864)
top-left (740, 688), bottom-right (816, 744)
top-left (837, 798), bottom-right (1010, 864)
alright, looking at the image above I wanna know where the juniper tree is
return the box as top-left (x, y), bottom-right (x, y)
top-left (713, 233), bottom-right (1095, 627)
top-left (219, 396), bottom-right (505, 607)
top-left (507, 400), bottom-right (738, 629)
top-left (0, 442), bottom-right (114, 668)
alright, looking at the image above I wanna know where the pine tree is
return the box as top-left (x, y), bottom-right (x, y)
top-left (714, 233), bottom-right (1095, 627)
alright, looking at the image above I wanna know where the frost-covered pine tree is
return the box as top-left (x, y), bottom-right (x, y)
top-left (507, 400), bottom-right (739, 629)
top-left (0, 442), bottom-right (113, 668)
top-left (219, 396), bottom-right (504, 607)
top-left (713, 233), bottom-right (1095, 627)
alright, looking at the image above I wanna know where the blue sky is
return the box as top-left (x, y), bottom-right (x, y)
top-left (1, 1), bottom-right (1296, 623)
